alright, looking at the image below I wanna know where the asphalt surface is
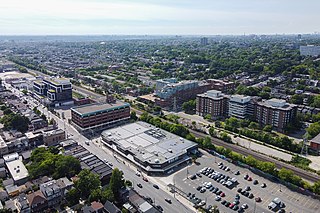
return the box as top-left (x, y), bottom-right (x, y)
top-left (190, 129), bottom-right (320, 183)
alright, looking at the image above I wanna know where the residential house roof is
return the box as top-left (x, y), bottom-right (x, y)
top-left (27, 190), bottom-right (47, 207)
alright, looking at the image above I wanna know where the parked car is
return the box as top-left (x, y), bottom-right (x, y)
top-left (156, 205), bottom-right (163, 212)
top-left (215, 196), bottom-right (221, 201)
top-left (253, 180), bottom-right (259, 185)
top-left (137, 183), bottom-right (143, 188)
top-left (255, 197), bottom-right (262, 202)
top-left (153, 184), bottom-right (159, 189)
top-left (241, 203), bottom-right (248, 209)
top-left (261, 183), bottom-right (267, 188)
top-left (143, 177), bottom-right (148, 182)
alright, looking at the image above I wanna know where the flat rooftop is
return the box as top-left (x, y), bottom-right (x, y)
top-left (71, 101), bottom-right (130, 116)
top-left (6, 159), bottom-right (29, 182)
top-left (101, 121), bottom-right (197, 165)
top-left (258, 98), bottom-right (296, 110)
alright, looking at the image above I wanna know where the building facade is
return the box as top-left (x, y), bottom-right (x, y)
top-left (71, 101), bottom-right (130, 135)
top-left (43, 129), bottom-right (66, 146)
top-left (196, 90), bottom-right (229, 119)
top-left (255, 98), bottom-right (297, 132)
top-left (33, 78), bottom-right (73, 106)
top-left (228, 95), bottom-right (253, 119)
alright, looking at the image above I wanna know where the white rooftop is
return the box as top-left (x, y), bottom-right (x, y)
top-left (6, 158), bottom-right (29, 182)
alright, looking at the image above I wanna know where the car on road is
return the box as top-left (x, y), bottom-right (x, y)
top-left (153, 184), bottom-right (159, 189)
top-left (156, 205), bottom-right (163, 212)
top-left (135, 172), bottom-right (141, 177)
top-left (165, 198), bottom-right (172, 204)
top-left (108, 162), bottom-right (113, 167)
top-left (137, 183), bottom-right (142, 188)
top-left (143, 177), bottom-right (148, 182)
top-left (190, 174), bottom-right (197, 180)
top-left (85, 140), bottom-right (90, 145)
top-left (103, 159), bottom-right (108, 163)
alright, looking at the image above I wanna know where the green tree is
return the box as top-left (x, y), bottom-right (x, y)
top-left (75, 169), bottom-right (101, 198)
top-left (204, 114), bottom-right (212, 120)
top-left (290, 94), bottom-right (304, 104)
top-left (88, 188), bottom-right (102, 202)
top-left (306, 122), bottom-right (320, 139)
top-left (312, 181), bottom-right (320, 194)
top-left (130, 111), bottom-right (137, 121)
top-left (263, 125), bottom-right (273, 132)
top-left (202, 136), bottom-right (212, 148)
top-left (182, 99), bottom-right (196, 114)
top-left (248, 122), bottom-right (259, 130)
top-left (109, 168), bottom-right (125, 200)
top-left (311, 95), bottom-right (320, 108)
top-left (66, 188), bottom-right (80, 206)
top-left (101, 187), bottom-right (115, 203)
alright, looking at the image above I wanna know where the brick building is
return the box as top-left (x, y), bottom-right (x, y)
top-left (71, 101), bottom-right (130, 134)
top-left (196, 90), bottom-right (229, 119)
top-left (255, 98), bottom-right (297, 132)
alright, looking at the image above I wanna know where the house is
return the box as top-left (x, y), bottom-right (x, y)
top-left (81, 201), bottom-right (104, 213)
top-left (104, 200), bottom-right (121, 213)
top-left (310, 133), bottom-right (320, 154)
top-left (14, 193), bottom-right (31, 213)
top-left (40, 180), bottom-right (63, 207)
top-left (26, 190), bottom-right (48, 213)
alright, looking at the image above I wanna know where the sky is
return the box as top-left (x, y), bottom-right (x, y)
top-left (0, 0), bottom-right (319, 35)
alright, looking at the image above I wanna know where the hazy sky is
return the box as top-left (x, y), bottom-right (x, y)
top-left (1, 0), bottom-right (319, 35)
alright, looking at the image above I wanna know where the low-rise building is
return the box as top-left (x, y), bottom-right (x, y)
top-left (40, 180), bottom-right (62, 207)
top-left (0, 135), bottom-right (9, 157)
top-left (101, 121), bottom-right (198, 175)
top-left (4, 153), bottom-right (29, 185)
top-left (43, 129), bottom-right (65, 146)
top-left (71, 100), bottom-right (130, 135)
top-left (26, 190), bottom-right (48, 213)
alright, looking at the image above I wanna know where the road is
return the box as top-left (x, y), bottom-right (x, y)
top-left (9, 87), bottom-right (194, 212)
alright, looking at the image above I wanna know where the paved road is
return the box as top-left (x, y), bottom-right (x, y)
top-left (17, 91), bottom-right (194, 212)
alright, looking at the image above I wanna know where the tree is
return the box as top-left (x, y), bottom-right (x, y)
top-left (182, 99), bottom-right (196, 114)
top-left (263, 125), bottom-right (273, 132)
top-left (202, 136), bottom-right (212, 148)
top-left (209, 127), bottom-right (217, 137)
top-left (306, 122), bottom-right (320, 139)
top-left (101, 188), bottom-right (115, 202)
top-left (204, 114), bottom-right (212, 120)
top-left (109, 168), bottom-right (125, 199)
top-left (75, 169), bottom-right (101, 198)
top-left (248, 122), bottom-right (259, 130)
top-left (130, 111), bottom-right (138, 121)
top-left (312, 181), bottom-right (320, 194)
top-left (290, 94), bottom-right (304, 104)
top-left (311, 95), bottom-right (320, 108)
top-left (66, 188), bottom-right (80, 206)
top-left (88, 188), bottom-right (102, 202)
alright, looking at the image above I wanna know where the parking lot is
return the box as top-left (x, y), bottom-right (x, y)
top-left (173, 152), bottom-right (320, 213)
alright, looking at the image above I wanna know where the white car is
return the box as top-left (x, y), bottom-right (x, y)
top-left (136, 172), bottom-right (141, 177)
top-left (85, 140), bottom-right (90, 145)
top-left (198, 200), bottom-right (206, 207)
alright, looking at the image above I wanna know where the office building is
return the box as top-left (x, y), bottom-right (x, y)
top-left (101, 122), bottom-right (198, 175)
top-left (255, 98), bottom-right (297, 132)
top-left (196, 90), bottom-right (229, 119)
top-left (71, 100), bottom-right (130, 135)
top-left (33, 77), bottom-right (73, 106)
top-left (207, 79), bottom-right (235, 93)
top-left (300, 45), bottom-right (320, 56)
top-left (228, 95), bottom-right (253, 119)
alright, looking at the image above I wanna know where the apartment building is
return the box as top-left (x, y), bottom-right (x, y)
top-left (33, 77), bottom-right (73, 106)
top-left (196, 90), bottom-right (229, 119)
top-left (255, 98), bottom-right (297, 132)
top-left (228, 95), bottom-right (254, 119)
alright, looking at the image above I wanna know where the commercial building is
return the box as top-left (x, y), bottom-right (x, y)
top-left (255, 98), bottom-right (297, 132)
top-left (101, 122), bottom-right (198, 175)
top-left (300, 45), bottom-right (320, 56)
top-left (4, 153), bottom-right (29, 185)
top-left (33, 77), bottom-right (73, 106)
top-left (200, 37), bottom-right (209, 46)
top-left (63, 139), bottom-right (113, 184)
top-left (43, 129), bottom-right (66, 146)
top-left (228, 95), bottom-right (254, 119)
top-left (196, 90), bottom-right (229, 119)
top-left (71, 100), bottom-right (130, 135)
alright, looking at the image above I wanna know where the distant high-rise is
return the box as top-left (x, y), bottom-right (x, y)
top-left (200, 37), bottom-right (208, 46)
top-left (300, 45), bottom-right (320, 56)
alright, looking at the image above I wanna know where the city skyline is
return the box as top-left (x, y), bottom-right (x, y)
top-left (1, 0), bottom-right (320, 35)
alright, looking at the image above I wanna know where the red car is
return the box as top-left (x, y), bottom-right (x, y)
top-left (220, 192), bottom-right (225, 197)
top-left (248, 176), bottom-right (252, 181)
top-left (255, 197), bottom-right (262, 202)
top-left (229, 203), bottom-right (235, 208)
top-left (143, 177), bottom-right (148, 182)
